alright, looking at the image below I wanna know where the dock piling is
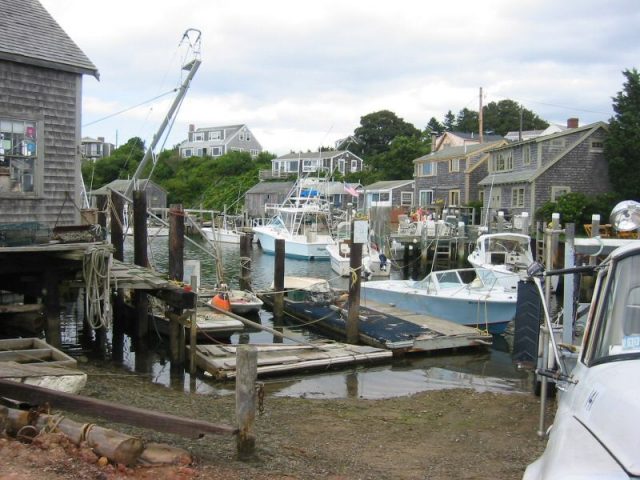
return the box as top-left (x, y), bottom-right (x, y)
top-left (235, 345), bottom-right (257, 459)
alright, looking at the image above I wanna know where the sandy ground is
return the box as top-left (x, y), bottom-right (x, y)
top-left (0, 362), bottom-right (553, 479)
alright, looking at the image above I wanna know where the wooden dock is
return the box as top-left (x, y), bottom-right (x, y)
top-left (191, 342), bottom-right (393, 379)
top-left (358, 300), bottom-right (492, 351)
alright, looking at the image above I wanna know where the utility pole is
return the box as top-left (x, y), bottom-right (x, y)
top-left (479, 87), bottom-right (484, 144)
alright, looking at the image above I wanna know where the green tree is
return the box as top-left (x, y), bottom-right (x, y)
top-left (605, 68), bottom-right (640, 200)
top-left (353, 110), bottom-right (421, 157)
top-left (443, 110), bottom-right (456, 131)
top-left (455, 108), bottom-right (479, 133)
top-left (82, 137), bottom-right (145, 189)
top-left (482, 100), bottom-right (548, 136)
top-left (366, 135), bottom-right (429, 180)
top-left (425, 117), bottom-right (444, 134)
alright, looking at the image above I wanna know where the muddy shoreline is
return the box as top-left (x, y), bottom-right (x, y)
top-left (2, 360), bottom-right (553, 479)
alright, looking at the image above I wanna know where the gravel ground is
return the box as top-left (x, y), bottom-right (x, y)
top-left (1, 360), bottom-right (553, 479)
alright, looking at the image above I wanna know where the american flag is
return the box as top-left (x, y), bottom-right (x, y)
top-left (344, 184), bottom-right (359, 197)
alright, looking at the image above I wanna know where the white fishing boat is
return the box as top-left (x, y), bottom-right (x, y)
top-left (200, 213), bottom-right (251, 244)
top-left (361, 267), bottom-right (517, 334)
top-left (524, 201), bottom-right (640, 479)
top-left (467, 232), bottom-right (533, 291)
top-left (252, 176), bottom-right (335, 260)
top-left (326, 222), bottom-right (390, 278)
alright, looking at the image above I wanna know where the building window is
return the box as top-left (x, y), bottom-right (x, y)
top-left (420, 162), bottom-right (436, 176)
top-left (449, 190), bottom-right (460, 206)
top-left (479, 190), bottom-right (485, 206)
top-left (492, 151), bottom-right (513, 172)
top-left (590, 140), bottom-right (604, 152)
top-left (302, 159), bottom-right (316, 172)
top-left (209, 131), bottom-right (222, 140)
top-left (0, 118), bottom-right (38, 194)
top-left (371, 192), bottom-right (390, 206)
top-left (400, 191), bottom-right (413, 206)
top-left (523, 146), bottom-right (531, 165)
top-left (551, 186), bottom-right (571, 201)
top-left (511, 187), bottom-right (525, 207)
top-left (449, 158), bottom-right (460, 172)
top-left (211, 147), bottom-right (222, 156)
top-left (183, 149), bottom-right (192, 157)
top-left (194, 133), bottom-right (203, 141)
top-left (351, 159), bottom-right (358, 172)
top-left (419, 190), bottom-right (434, 205)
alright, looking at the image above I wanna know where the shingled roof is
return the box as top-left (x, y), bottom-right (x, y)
top-left (0, 0), bottom-right (99, 78)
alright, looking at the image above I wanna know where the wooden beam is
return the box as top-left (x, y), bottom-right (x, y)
top-left (0, 379), bottom-right (237, 438)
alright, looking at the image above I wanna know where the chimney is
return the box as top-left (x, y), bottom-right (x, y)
top-left (98, 136), bottom-right (104, 142)
top-left (567, 118), bottom-right (579, 129)
top-left (189, 124), bottom-right (195, 132)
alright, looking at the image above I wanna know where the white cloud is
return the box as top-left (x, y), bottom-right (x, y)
top-left (41, 0), bottom-right (639, 155)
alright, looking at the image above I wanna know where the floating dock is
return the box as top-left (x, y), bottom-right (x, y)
top-left (261, 292), bottom-right (492, 354)
top-left (357, 300), bottom-right (492, 351)
top-left (191, 342), bottom-right (393, 379)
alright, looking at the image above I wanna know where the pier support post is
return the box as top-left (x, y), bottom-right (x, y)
top-left (110, 191), bottom-right (126, 362)
top-left (347, 241), bottom-right (363, 344)
top-left (403, 244), bottom-right (410, 279)
top-left (133, 191), bottom-right (149, 343)
top-left (169, 204), bottom-right (186, 369)
top-left (43, 270), bottom-right (61, 348)
top-left (97, 196), bottom-right (108, 240)
top-left (236, 345), bottom-right (257, 460)
top-left (239, 234), bottom-right (252, 291)
top-left (273, 239), bottom-right (285, 323)
top-left (110, 191), bottom-right (124, 262)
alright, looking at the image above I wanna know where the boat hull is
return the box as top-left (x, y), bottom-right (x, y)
top-left (253, 227), bottom-right (332, 260)
top-left (361, 280), bottom-right (515, 334)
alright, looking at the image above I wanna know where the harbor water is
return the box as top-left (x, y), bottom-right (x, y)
top-left (62, 235), bottom-right (534, 399)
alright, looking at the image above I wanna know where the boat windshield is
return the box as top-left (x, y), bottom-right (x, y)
top-left (486, 237), bottom-right (530, 254)
top-left (590, 252), bottom-right (640, 364)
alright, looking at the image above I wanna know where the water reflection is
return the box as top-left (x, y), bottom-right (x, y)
top-left (63, 235), bottom-right (533, 399)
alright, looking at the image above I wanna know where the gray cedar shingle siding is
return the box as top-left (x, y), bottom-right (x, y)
top-left (1, 0), bottom-right (98, 226)
top-left (479, 123), bottom-right (610, 216)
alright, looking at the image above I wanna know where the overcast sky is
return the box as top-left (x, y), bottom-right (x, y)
top-left (40, 0), bottom-right (639, 156)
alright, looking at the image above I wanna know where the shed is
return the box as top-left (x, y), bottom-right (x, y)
top-left (0, 0), bottom-right (99, 227)
top-left (90, 179), bottom-right (167, 212)
top-left (244, 181), bottom-right (295, 218)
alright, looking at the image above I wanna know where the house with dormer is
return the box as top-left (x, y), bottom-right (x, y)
top-left (270, 150), bottom-right (364, 178)
top-left (179, 124), bottom-right (262, 158)
top-left (432, 131), bottom-right (504, 152)
top-left (478, 120), bottom-right (610, 222)
top-left (0, 0), bottom-right (99, 226)
top-left (413, 140), bottom-right (507, 209)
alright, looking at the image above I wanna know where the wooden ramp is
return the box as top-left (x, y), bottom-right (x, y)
top-left (191, 342), bottom-right (393, 379)
top-left (0, 338), bottom-right (86, 393)
top-left (357, 300), bottom-right (492, 352)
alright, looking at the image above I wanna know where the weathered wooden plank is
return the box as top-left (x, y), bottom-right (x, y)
top-left (0, 379), bottom-right (237, 438)
top-left (0, 348), bottom-right (53, 362)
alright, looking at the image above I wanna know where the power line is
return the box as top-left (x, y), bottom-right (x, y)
top-left (488, 92), bottom-right (610, 116)
top-left (82, 89), bottom-right (178, 127)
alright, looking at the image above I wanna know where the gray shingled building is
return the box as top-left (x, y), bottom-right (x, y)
top-left (0, 0), bottom-right (99, 226)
